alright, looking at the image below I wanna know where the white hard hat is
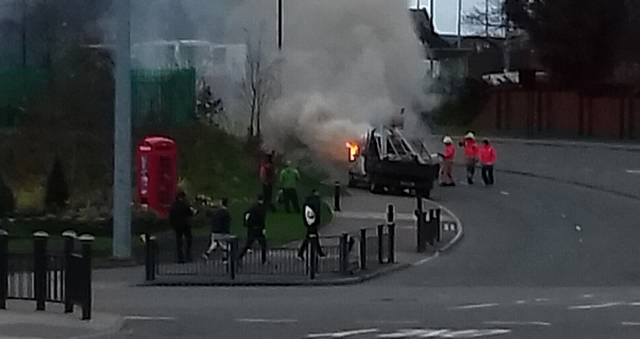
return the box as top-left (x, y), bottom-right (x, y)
top-left (443, 136), bottom-right (453, 144)
top-left (465, 132), bottom-right (476, 140)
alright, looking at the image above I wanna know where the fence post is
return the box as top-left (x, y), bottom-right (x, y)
top-left (33, 231), bottom-right (49, 311)
top-left (377, 224), bottom-right (384, 264)
top-left (339, 233), bottom-right (349, 274)
top-left (62, 230), bottom-right (77, 314)
top-left (309, 234), bottom-right (318, 280)
top-left (387, 224), bottom-right (396, 264)
top-left (228, 237), bottom-right (237, 280)
top-left (0, 229), bottom-right (8, 310)
top-left (144, 234), bottom-right (156, 282)
top-left (359, 229), bottom-right (367, 271)
top-left (334, 181), bottom-right (341, 212)
top-left (78, 234), bottom-right (94, 320)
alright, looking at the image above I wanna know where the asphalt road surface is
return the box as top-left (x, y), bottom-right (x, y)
top-left (94, 168), bottom-right (640, 339)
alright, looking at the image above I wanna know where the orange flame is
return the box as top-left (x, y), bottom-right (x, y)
top-left (346, 142), bottom-right (360, 162)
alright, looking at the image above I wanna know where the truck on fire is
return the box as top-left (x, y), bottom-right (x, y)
top-left (347, 126), bottom-right (439, 198)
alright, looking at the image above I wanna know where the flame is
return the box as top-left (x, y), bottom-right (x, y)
top-left (346, 142), bottom-right (360, 162)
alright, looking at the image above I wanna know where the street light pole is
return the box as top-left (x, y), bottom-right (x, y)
top-left (457, 0), bottom-right (463, 48)
top-left (277, 0), bottom-right (283, 50)
top-left (113, 0), bottom-right (132, 259)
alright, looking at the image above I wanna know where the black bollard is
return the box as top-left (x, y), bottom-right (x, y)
top-left (0, 229), bottom-right (7, 310)
top-left (387, 224), bottom-right (396, 264)
top-left (334, 181), bottom-right (341, 212)
top-left (359, 228), bottom-right (367, 270)
top-left (33, 231), bottom-right (49, 311)
top-left (78, 234), bottom-right (94, 320)
top-left (377, 224), bottom-right (384, 264)
top-left (309, 234), bottom-right (318, 280)
top-left (62, 230), bottom-right (77, 313)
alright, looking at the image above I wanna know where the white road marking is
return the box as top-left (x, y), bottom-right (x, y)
top-left (441, 329), bottom-right (511, 338)
top-left (451, 303), bottom-right (500, 310)
top-left (535, 298), bottom-right (550, 302)
top-left (307, 328), bottom-right (379, 338)
top-left (413, 252), bottom-right (440, 266)
top-left (356, 320), bottom-right (421, 325)
top-left (484, 321), bottom-right (551, 327)
top-left (236, 318), bottom-right (298, 324)
top-left (628, 302), bottom-right (640, 306)
top-left (500, 191), bottom-right (510, 196)
top-left (515, 300), bottom-right (527, 305)
top-left (582, 294), bottom-right (594, 298)
top-left (622, 322), bottom-right (640, 326)
top-left (575, 225), bottom-right (582, 232)
top-left (625, 169), bottom-right (640, 174)
top-left (377, 329), bottom-right (449, 338)
top-left (124, 316), bottom-right (176, 321)
top-left (568, 302), bottom-right (622, 310)
top-left (561, 214), bottom-right (567, 219)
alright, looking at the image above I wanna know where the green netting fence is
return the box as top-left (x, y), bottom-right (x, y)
top-left (0, 67), bottom-right (196, 128)
top-left (131, 68), bottom-right (196, 126)
top-left (0, 68), bottom-right (50, 128)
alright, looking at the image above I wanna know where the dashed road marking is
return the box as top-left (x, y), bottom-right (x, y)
top-left (625, 169), bottom-right (640, 174)
top-left (484, 321), bottom-right (551, 327)
top-left (568, 302), bottom-right (622, 310)
top-left (307, 328), bottom-right (379, 338)
top-left (622, 322), bottom-right (640, 326)
top-left (124, 316), bottom-right (176, 321)
top-left (356, 320), bottom-right (421, 325)
top-left (500, 191), bottom-right (510, 196)
top-left (535, 298), bottom-right (550, 302)
top-left (236, 318), bottom-right (298, 324)
top-left (451, 303), bottom-right (500, 310)
top-left (582, 294), bottom-right (594, 298)
top-left (515, 300), bottom-right (527, 305)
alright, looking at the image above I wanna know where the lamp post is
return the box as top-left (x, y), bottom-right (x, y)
top-left (457, 0), bottom-right (463, 48)
top-left (277, 0), bottom-right (283, 50)
top-left (113, 0), bottom-right (132, 259)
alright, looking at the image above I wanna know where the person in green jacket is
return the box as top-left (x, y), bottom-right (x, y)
top-left (279, 161), bottom-right (300, 213)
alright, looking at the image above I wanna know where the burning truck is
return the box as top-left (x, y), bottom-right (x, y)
top-left (347, 126), bottom-right (439, 198)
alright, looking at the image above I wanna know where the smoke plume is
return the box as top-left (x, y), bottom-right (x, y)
top-left (260, 0), bottom-right (433, 159)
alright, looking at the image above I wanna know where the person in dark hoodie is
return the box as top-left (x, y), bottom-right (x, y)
top-left (297, 189), bottom-right (326, 260)
top-left (169, 191), bottom-right (194, 263)
top-left (202, 198), bottom-right (231, 262)
top-left (238, 195), bottom-right (268, 264)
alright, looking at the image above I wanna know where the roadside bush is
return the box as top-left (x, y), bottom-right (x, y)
top-left (44, 156), bottom-right (69, 212)
top-left (0, 175), bottom-right (15, 217)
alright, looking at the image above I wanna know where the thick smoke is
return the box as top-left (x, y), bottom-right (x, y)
top-left (101, 0), bottom-right (433, 159)
top-left (259, 0), bottom-right (432, 158)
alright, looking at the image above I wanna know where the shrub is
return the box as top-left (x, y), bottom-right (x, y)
top-left (44, 156), bottom-right (69, 212)
top-left (0, 175), bottom-right (15, 217)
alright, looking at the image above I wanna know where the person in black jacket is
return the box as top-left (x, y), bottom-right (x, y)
top-left (297, 189), bottom-right (326, 260)
top-left (169, 191), bottom-right (194, 263)
top-left (237, 195), bottom-right (268, 264)
top-left (202, 198), bottom-right (231, 262)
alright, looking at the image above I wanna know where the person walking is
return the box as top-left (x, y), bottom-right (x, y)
top-left (461, 132), bottom-right (479, 185)
top-left (297, 189), bottom-right (326, 260)
top-left (279, 161), bottom-right (301, 213)
top-left (169, 191), bottom-right (194, 263)
top-left (479, 139), bottom-right (497, 185)
top-left (238, 195), bottom-right (268, 264)
top-left (202, 198), bottom-right (231, 262)
top-left (439, 136), bottom-right (456, 187)
top-left (259, 152), bottom-right (277, 211)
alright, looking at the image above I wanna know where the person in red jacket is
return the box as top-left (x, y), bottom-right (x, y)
top-left (460, 132), bottom-right (479, 185)
top-left (479, 139), bottom-right (497, 185)
top-left (439, 136), bottom-right (456, 187)
top-left (259, 152), bottom-right (277, 211)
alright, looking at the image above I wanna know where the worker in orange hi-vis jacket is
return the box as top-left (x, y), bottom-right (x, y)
top-left (439, 136), bottom-right (456, 187)
top-left (479, 139), bottom-right (497, 186)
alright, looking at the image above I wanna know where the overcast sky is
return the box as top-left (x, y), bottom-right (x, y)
top-left (409, 0), bottom-right (485, 34)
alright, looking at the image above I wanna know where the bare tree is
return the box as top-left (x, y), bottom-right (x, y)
top-left (241, 29), bottom-right (279, 140)
top-left (463, 0), bottom-right (509, 37)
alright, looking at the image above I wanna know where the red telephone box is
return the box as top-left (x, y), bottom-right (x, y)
top-left (136, 136), bottom-right (177, 218)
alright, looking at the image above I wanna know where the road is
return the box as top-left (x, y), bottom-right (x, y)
top-left (93, 167), bottom-right (640, 339)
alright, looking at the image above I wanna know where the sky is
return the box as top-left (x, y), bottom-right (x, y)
top-left (409, 0), bottom-right (485, 34)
